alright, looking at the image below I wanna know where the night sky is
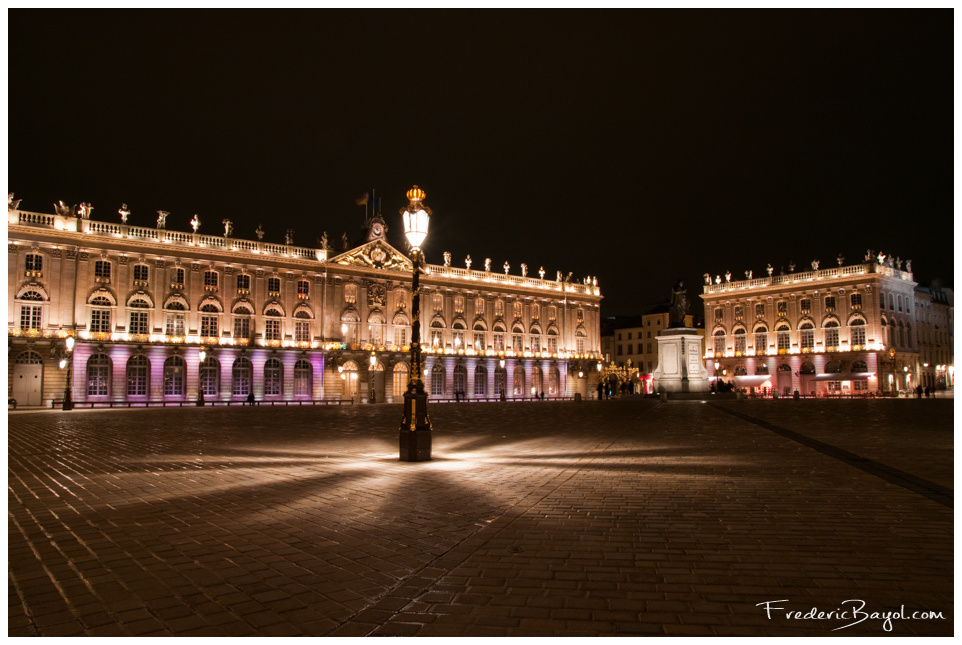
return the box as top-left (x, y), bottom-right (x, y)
top-left (8, 10), bottom-right (954, 316)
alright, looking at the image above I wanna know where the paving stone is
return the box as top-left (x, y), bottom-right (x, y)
top-left (8, 400), bottom-right (953, 637)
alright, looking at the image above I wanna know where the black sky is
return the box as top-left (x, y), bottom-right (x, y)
top-left (8, 9), bottom-right (954, 315)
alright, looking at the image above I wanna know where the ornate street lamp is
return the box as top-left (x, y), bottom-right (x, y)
top-left (61, 336), bottom-right (74, 410)
top-left (399, 186), bottom-right (433, 461)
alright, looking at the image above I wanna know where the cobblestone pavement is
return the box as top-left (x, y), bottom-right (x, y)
top-left (8, 399), bottom-right (953, 636)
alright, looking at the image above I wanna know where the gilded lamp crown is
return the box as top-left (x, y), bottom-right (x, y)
top-left (406, 186), bottom-right (425, 202)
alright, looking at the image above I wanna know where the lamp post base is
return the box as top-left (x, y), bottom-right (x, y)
top-left (62, 390), bottom-right (73, 411)
top-left (399, 388), bottom-right (432, 461)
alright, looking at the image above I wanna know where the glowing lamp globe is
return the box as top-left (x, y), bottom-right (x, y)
top-left (402, 185), bottom-right (430, 249)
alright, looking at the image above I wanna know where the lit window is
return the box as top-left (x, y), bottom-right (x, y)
top-left (86, 354), bottom-right (111, 396)
top-left (264, 358), bottom-right (282, 396)
top-left (800, 323), bottom-right (815, 351)
top-left (126, 355), bottom-right (149, 396)
top-left (824, 321), bottom-right (839, 349)
top-left (204, 270), bottom-right (218, 289)
top-left (20, 304), bottom-right (42, 331)
top-left (294, 359), bottom-right (312, 396)
top-left (733, 329), bottom-right (747, 355)
top-left (267, 277), bottom-right (281, 297)
top-left (431, 363), bottom-right (445, 396)
top-left (297, 280), bottom-right (310, 299)
top-left (237, 274), bottom-right (251, 294)
top-left (163, 356), bottom-right (186, 396)
top-left (850, 293), bottom-right (862, 309)
top-left (95, 260), bottom-right (111, 280)
top-left (90, 308), bottom-right (111, 333)
top-left (295, 320), bottom-right (311, 342)
top-left (825, 296), bottom-right (836, 311)
top-left (200, 357), bottom-right (219, 396)
top-left (133, 264), bottom-right (149, 284)
top-left (232, 358), bottom-right (253, 396)
top-left (474, 364), bottom-right (487, 396)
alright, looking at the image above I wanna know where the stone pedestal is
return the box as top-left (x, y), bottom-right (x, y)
top-left (651, 328), bottom-right (710, 393)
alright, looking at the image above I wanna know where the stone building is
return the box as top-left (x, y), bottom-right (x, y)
top-left (914, 285), bottom-right (954, 391)
top-left (700, 255), bottom-right (920, 396)
top-left (8, 197), bottom-right (602, 407)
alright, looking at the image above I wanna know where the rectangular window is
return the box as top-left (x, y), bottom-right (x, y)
top-left (295, 321), bottom-right (311, 342)
top-left (94, 260), bottom-right (111, 279)
top-left (454, 329), bottom-right (465, 348)
top-left (800, 298), bottom-right (811, 313)
top-left (777, 301), bottom-right (787, 315)
top-left (827, 381), bottom-right (842, 392)
top-left (234, 317), bottom-right (251, 339)
top-left (129, 311), bottom-right (148, 335)
top-left (264, 319), bottom-right (281, 341)
top-left (297, 280), bottom-right (310, 299)
top-left (531, 335), bottom-right (540, 352)
top-left (268, 277), bottom-right (281, 297)
top-left (715, 308), bottom-right (724, 322)
top-left (25, 253), bottom-right (43, 272)
top-left (473, 331), bottom-right (484, 350)
top-left (800, 329), bottom-right (814, 351)
top-left (165, 313), bottom-right (185, 336)
top-left (734, 306), bottom-right (743, 319)
top-left (237, 274), bottom-right (251, 293)
top-left (475, 298), bottom-right (485, 316)
top-left (577, 338), bottom-right (585, 353)
top-left (754, 332), bottom-right (767, 354)
top-left (853, 380), bottom-right (868, 392)
top-left (204, 271), bottom-right (218, 288)
top-left (91, 309), bottom-right (111, 333)
top-left (494, 332), bottom-right (505, 351)
top-left (133, 265), bottom-right (149, 283)
top-left (850, 293), bottom-right (862, 308)
top-left (755, 304), bottom-right (765, 317)
top-left (20, 305), bottom-right (42, 330)
top-left (713, 335), bottom-right (725, 356)
top-left (201, 315), bottom-right (218, 338)
top-left (734, 335), bottom-right (746, 354)
top-left (431, 328), bottom-right (444, 347)
top-left (547, 336), bottom-right (558, 353)
top-left (616, 345), bottom-right (623, 356)
top-left (825, 296), bottom-right (836, 311)
top-left (396, 326), bottom-right (409, 348)
top-left (512, 334), bottom-right (523, 351)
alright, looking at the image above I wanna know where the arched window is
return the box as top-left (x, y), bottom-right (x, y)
top-left (754, 326), bottom-right (768, 355)
top-left (494, 364), bottom-right (507, 396)
top-left (90, 295), bottom-right (112, 333)
top-left (200, 303), bottom-right (220, 338)
top-left (775, 323), bottom-right (791, 353)
top-left (393, 362), bottom-right (409, 398)
top-left (849, 318), bottom-right (866, 349)
top-left (473, 322), bottom-right (486, 351)
top-left (851, 360), bottom-right (868, 373)
top-left (733, 328), bottom-right (747, 355)
top-left (800, 362), bottom-right (816, 375)
top-left (126, 355), bottom-right (149, 397)
top-left (452, 321), bottom-right (466, 349)
top-left (293, 359), bottom-right (312, 396)
top-left (264, 307), bottom-right (283, 341)
top-left (575, 327), bottom-right (587, 354)
top-left (341, 309), bottom-right (360, 345)
top-left (264, 358), bottom-right (282, 396)
top-left (799, 322), bottom-right (815, 351)
top-left (16, 351), bottom-right (43, 364)
top-left (341, 360), bottom-right (359, 397)
top-left (232, 357), bottom-right (253, 396)
top-left (201, 356), bottom-right (220, 396)
top-left (165, 302), bottom-right (186, 337)
top-left (825, 361), bottom-right (842, 373)
top-left (163, 356), bottom-right (186, 396)
top-left (734, 365), bottom-right (748, 376)
top-left (531, 365), bottom-right (543, 396)
top-left (897, 321), bottom-right (905, 347)
top-left (393, 314), bottom-right (409, 349)
top-left (233, 304), bottom-right (253, 340)
top-left (430, 320), bottom-right (444, 348)
top-left (86, 354), bottom-right (111, 396)
top-left (546, 328), bottom-right (558, 354)
top-left (368, 311), bottom-right (386, 346)
top-left (431, 363), bottom-right (445, 396)
top-left (512, 324), bottom-right (524, 352)
top-left (548, 365), bottom-right (561, 395)
top-left (453, 364), bottom-right (467, 395)
top-left (512, 365), bottom-right (525, 395)
top-left (905, 322), bottom-right (912, 348)
top-left (474, 363), bottom-right (487, 396)
top-left (19, 290), bottom-right (45, 331)
top-left (755, 362), bottom-right (769, 375)
top-left (713, 329), bottom-right (726, 356)
top-left (823, 320), bottom-right (840, 350)
top-left (530, 327), bottom-right (542, 353)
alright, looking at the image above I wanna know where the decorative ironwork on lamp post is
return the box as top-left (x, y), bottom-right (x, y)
top-left (197, 348), bottom-right (207, 406)
top-left (399, 186), bottom-right (433, 461)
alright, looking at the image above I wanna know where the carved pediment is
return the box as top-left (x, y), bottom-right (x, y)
top-left (330, 240), bottom-right (412, 272)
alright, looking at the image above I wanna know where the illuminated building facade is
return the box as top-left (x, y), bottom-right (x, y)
top-left (914, 286), bottom-right (954, 391)
top-left (700, 257), bottom-right (920, 396)
top-left (8, 201), bottom-right (602, 407)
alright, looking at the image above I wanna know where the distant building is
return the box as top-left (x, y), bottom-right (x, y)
top-left (8, 198), bottom-right (603, 407)
top-left (604, 306), bottom-right (703, 394)
top-left (914, 285), bottom-right (954, 390)
top-left (700, 256), bottom-right (921, 396)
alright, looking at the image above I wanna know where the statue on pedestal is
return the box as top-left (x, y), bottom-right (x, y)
top-left (669, 280), bottom-right (689, 328)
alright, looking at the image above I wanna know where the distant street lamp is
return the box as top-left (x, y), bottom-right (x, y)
top-left (61, 336), bottom-right (75, 411)
top-left (197, 348), bottom-right (207, 406)
top-left (369, 352), bottom-right (377, 404)
top-left (399, 186), bottom-right (433, 462)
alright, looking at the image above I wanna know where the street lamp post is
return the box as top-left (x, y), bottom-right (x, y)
top-left (399, 186), bottom-right (433, 461)
top-left (60, 336), bottom-right (75, 411)
top-left (197, 348), bottom-right (207, 406)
